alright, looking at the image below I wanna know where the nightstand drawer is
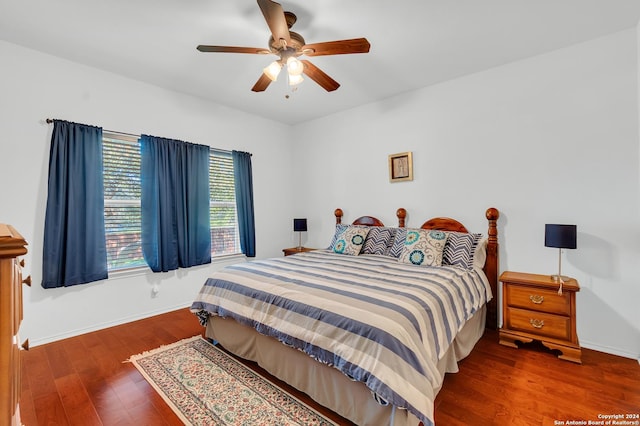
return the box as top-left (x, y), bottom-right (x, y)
top-left (506, 285), bottom-right (570, 316)
top-left (506, 307), bottom-right (571, 341)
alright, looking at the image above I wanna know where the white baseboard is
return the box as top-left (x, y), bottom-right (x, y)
top-left (580, 339), bottom-right (639, 361)
top-left (28, 303), bottom-right (193, 347)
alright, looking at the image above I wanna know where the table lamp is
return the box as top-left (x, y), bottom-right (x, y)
top-left (544, 224), bottom-right (577, 294)
top-left (293, 218), bottom-right (307, 250)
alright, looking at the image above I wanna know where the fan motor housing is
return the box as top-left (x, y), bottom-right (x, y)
top-left (269, 31), bottom-right (305, 54)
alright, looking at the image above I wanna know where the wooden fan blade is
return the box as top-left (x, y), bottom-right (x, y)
top-left (197, 45), bottom-right (270, 54)
top-left (251, 73), bottom-right (273, 92)
top-left (257, 0), bottom-right (291, 47)
top-left (303, 38), bottom-right (370, 56)
top-left (301, 60), bottom-right (340, 92)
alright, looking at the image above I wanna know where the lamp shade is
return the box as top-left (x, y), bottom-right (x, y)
top-left (286, 57), bottom-right (304, 76)
top-left (545, 224), bottom-right (577, 249)
top-left (288, 73), bottom-right (304, 86)
top-left (263, 61), bottom-right (282, 81)
top-left (293, 218), bottom-right (307, 232)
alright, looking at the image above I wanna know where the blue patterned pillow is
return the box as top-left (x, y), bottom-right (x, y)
top-left (389, 228), bottom-right (408, 258)
top-left (328, 224), bottom-right (348, 250)
top-left (334, 226), bottom-right (370, 256)
top-left (399, 229), bottom-right (448, 266)
top-left (362, 227), bottom-right (396, 256)
top-left (442, 232), bottom-right (483, 269)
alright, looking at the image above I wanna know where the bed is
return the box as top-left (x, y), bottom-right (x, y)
top-left (191, 207), bottom-right (499, 426)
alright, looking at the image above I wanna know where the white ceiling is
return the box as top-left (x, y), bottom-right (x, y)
top-left (2, 0), bottom-right (640, 125)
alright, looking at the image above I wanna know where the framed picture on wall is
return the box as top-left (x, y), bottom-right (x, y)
top-left (388, 152), bottom-right (413, 182)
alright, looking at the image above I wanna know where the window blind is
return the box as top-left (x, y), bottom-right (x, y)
top-left (210, 152), bottom-right (240, 255)
top-left (103, 136), bottom-right (145, 270)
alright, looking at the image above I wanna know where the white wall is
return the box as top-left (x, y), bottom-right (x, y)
top-left (3, 27), bottom-right (640, 359)
top-left (292, 29), bottom-right (640, 360)
top-left (0, 40), bottom-right (294, 345)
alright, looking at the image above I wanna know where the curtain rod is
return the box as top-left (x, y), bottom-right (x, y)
top-left (46, 118), bottom-right (140, 139)
top-left (45, 118), bottom-right (234, 155)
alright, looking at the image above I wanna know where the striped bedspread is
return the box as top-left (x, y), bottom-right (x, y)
top-left (190, 250), bottom-right (492, 426)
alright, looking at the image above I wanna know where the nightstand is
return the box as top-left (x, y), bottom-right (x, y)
top-left (499, 271), bottom-right (582, 363)
top-left (282, 247), bottom-right (316, 256)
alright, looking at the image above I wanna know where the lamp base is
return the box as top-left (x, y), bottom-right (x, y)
top-left (551, 274), bottom-right (572, 282)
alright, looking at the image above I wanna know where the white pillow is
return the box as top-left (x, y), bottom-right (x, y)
top-left (473, 237), bottom-right (488, 269)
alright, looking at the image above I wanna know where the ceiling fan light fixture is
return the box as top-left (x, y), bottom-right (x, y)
top-left (286, 56), bottom-right (304, 76)
top-left (196, 0), bottom-right (370, 93)
top-left (263, 61), bottom-right (282, 81)
top-left (288, 73), bottom-right (304, 86)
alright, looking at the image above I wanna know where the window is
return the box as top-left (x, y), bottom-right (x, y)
top-left (103, 133), bottom-right (144, 271)
top-left (209, 151), bottom-right (240, 256)
top-left (103, 134), bottom-right (240, 272)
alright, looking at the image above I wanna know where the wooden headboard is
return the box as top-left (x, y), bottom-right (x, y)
top-left (333, 207), bottom-right (500, 330)
top-left (334, 207), bottom-right (407, 228)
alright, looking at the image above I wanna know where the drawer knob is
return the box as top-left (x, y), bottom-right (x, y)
top-left (529, 318), bottom-right (544, 329)
top-left (23, 275), bottom-right (32, 287)
top-left (529, 294), bottom-right (544, 304)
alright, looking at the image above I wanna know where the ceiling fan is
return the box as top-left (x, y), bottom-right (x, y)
top-left (197, 0), bottom-right (370, 93)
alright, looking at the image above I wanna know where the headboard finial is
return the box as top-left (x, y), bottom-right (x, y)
top-left (486, 207), bottom-right (499, 245)
top-left (334, 208), bottom-right (344, 225)
top-left (396, 208), bottom-right (407, 228)
top-left (486, 207), bottom-right (499, 221)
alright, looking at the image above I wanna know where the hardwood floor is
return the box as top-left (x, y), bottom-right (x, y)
top-left (434, 332), bottom-right (640, 425)
top-left (20, 308), bottom-right (640, 426)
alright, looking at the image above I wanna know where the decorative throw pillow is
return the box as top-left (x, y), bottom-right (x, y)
top-left (333, 226), bottom-right (370, 256)
top-left (328, 224), bottom-right (348, 250)
top-left (399, 229), bottom-right (448, 266)
top-left (362, 227), bottom-right (396, 256)
top-left (388, 228), bottom-right (408, 258)
top-left (442, 232), bottom-right (483, 269)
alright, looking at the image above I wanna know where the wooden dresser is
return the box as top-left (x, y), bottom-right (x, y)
top-left (0, 224), bottom-right (29, 425)
top-left (499, 271), bottom-right (581, 363)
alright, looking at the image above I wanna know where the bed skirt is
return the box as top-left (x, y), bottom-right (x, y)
top-left (205, 305), bottom-right (486, 426)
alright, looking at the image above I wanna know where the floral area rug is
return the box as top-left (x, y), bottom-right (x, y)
top-left (127, 336), bottom-right (338, 426)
